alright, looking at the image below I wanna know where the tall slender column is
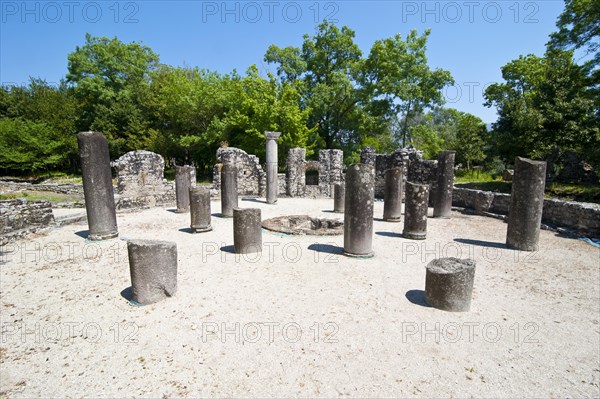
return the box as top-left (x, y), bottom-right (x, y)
top-left (175, 165), bottom-right (195, 213)
top-left (343, 164), bottom-right (375, 257)
top-left (433, 150), bottom-right (456, 218)
top-left (333, 182), bottom-right (345, 213)
top-left (403, 182), bottom-right (429, 240)
top-left (77, 131), bottom-right (118, 241)
top-left (506, 157), bottom-right (547, 251)
top-left (220, 164), bottom-right (238, 217)
top-left (189, 186), bottom-right (212, 232)
top-left (383, 167), bottom-right (404, 222)
top-left (264, 131), bottom-right (281, 204)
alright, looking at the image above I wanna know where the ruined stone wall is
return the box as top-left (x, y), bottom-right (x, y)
top-left (0, 199), bottom-right (55, 244)
top-left (213, 147), bottom-right (266, 196)
top-left (361, 147), bottom-right (438, 199)
top-left (452, 187), bottom-right (600, 237)
top-left (0, 181), bottom-right (83, 196)
top-left (318, 149), bottom-right (344, 197)
top-left (112, 151), bottom-right (176, 209)
top-left (284, 148), bottom-right (344, 198)
top-left (286, 148), bottom-right (306, 197)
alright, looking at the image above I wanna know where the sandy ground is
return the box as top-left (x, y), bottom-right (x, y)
top-left (1, 197), bottom-right (599, 398)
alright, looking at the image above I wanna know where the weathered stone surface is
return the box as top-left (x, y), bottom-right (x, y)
top-left (113, 150), bottom-right (176, 209)
top-left (0, 181), bottom-right (83, 196)
top-left (77, 131), bottom-right (118, 240)
top-left (286, 148), bottom-right (306, 197)
top-left (502, 169), bottom-right (514, 182)
top-left (262, 215), bottom-right (343, 236)
top-left (383, 168), bottom-right (403, 222)
top-left (452, 188), bottom-right (495, 212)
top-left (233, 208), bottom-right (262, 254)
top-left (343, 164), bottom-right (375, 257)
top-left (213, 147), bottom-right (266, 196)
top-left (433, 150), bottom-right (456, 218)
top-left (285, 148), bottom-right (344, 198)
top-left (333, 183), bottom-right (345, 213)
top-left (506, 157), bottom-right (547, 251)
top-left (0, 199), bottom-right (55, 243)
top-left (189, 186), bottom-right (212, 233)
top-left (425, 257), bottom-right (476, 312)
top-left (403, 182), bottom-right (429, 240)
top-left (127, 239), bottom-right (177, 305)
top-left (175, 165), bottom-right (196, 213)
top-left (220, 164), bottom-right (238, 217)
top-left (265, 131), bottom-right (281, 204)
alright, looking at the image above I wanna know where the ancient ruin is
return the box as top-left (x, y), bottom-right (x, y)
top-left (343, 163), bottom-right (375, 257)
top-left (262, 215), bottom-right (343, 236)
top-left (425, 257), bottom-right (476, 312)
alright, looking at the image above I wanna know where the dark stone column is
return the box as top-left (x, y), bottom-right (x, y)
top-left (264, 131), bottom-right (281, 204)
top-left (233, 208), bottom-right (262, 254)
top-left (506, 157), bottom-right (547, 251)
top-left (343, 164), bottom-right (374, 258)
top-left (433, 150), bottom-right (456, 218)
top-left (403, 182), bottom-right (429, 240)
top-left (128, 239), bottom-right (177, 305)
top-left (220, 164), bottom-right (238, 217)
top-left (425, 257), bottom-right (476, 312)
top-left (333, 183), bottom-right (345, 213)
top-left (189, 186), bottom-right (212, 233)
top-left (77, 131), bottom-right (118, 241)
top-left (175, 165), bottom-right (195, 213)
top-left (383, 167), bottom-right (404, 222)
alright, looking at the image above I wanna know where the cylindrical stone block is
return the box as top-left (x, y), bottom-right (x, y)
top-left (77, 131), bottom-right (118, 241)
top-left (233, 208), bottom-right (262, 254)
top-left (425, 257), bottom-right (476, 312)
top-left (402, 182), bottom-right (430, 240)
top-left (127, 240), bottom-right (177, 305)
top-left (383, 167), bottom-right (404, 222)
top-left (433, 150), bottom-right (456, 218)
top-left (343, 164), bottom-right (375, 257)
top-left (506, 157), bottom-right (547, 251)
top-left (175, 165), bottom-right (195, 213)
top-left (189, 186), bottom-right (212, 233)
top-left (333, 183), bottom-right (345, 213)
top-left (220, 164), bottom-right (238, 217)
top-left (265, 131), bottom-right (281, 204)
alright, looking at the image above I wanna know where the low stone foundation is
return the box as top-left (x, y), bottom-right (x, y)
top-left (0, 199), bottom-right (55, 244)
top-left (453, 187), bottom-right (600, 237)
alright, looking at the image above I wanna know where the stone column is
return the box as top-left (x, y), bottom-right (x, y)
top-left (264, 131), bottom-right (281, 204)
top-left (433, 150), bottom-right (456, 218)
top-left (383, 167), bottom-right (404, 222)
top-left (506, 157), bottom-right (547, 251)
top-left (127, 239), bottom-right (177, 305)
top-left (233, 208), bottom-right (262, 254)
top-left (189, 186), bottom-right (212, 233)
top-left (220, 164), bottom-right (238, 217)
top-left (425, 257), bottom-right (476, 312)
top-left (343, 164), bottom-right (375, 257)
top-left (402, 182), bottom-right (429, 240)
top-left (333, 183), bottom-right (345, 213)
top-left (77, 131), bottom-right (118, 241)
top-left (175, 165), bottom-right (196, 213)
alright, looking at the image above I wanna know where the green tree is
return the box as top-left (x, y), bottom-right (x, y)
top-left (66, 34), bottom-right (160, 155)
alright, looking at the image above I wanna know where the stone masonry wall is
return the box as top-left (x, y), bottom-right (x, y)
top-left (0, 199), bottom-right (55, 244)
top-left (112, 151), bottom-right (176, 209)
top-left (213, 147), bottom-right (266, 196)
top-left (285, 148), bottom-right (344, 198)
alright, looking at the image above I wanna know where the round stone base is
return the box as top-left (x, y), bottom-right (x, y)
top-left (343, 250), bottom-right (374, 258)
top-left (403, 232), bottom-right (426, 240)
top-left (88, 231), bottom-right (119, 241)
top-left (383, 217), bottom-right (402, 223)
top-left (192, 226), bottom-right (213, 233)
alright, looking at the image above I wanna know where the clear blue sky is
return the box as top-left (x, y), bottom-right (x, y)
top-left (1, 0), bottom-right (565, 123)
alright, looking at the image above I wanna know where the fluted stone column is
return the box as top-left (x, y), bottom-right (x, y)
top-left (233, 208), bottom-right (262, 254)
top-left (189, 186), bottom-right (212, 233)
top-left (506, 157), bottom-right (547, 251)
top-left (220, 164), bottom-right (238, 217)
top-left (175, 165), bottom-right (196, 213)
top-left (402, 182), bottom-right (429, 240)
top-left (343, 164), bottom-right (375, 258)
top-left (333, 183), bottom-right (345, 213)
top-left (433, 150), bottom-right (456, 218)
top-left (128, 239), bottom-right (177, 305)
top-left (383, 167), bottom-right (404, 222)
top-left (264, 131), bottom-right (281, 204)
top-left (77, 131), bottom-right (118, 241)
top-left (425, 257), bottom-right (476, 312)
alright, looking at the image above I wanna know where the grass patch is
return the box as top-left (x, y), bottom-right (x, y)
top-left (455, 169), bottom-right (499, 183)
top-left (0, 191), bottom-right (83, 204)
